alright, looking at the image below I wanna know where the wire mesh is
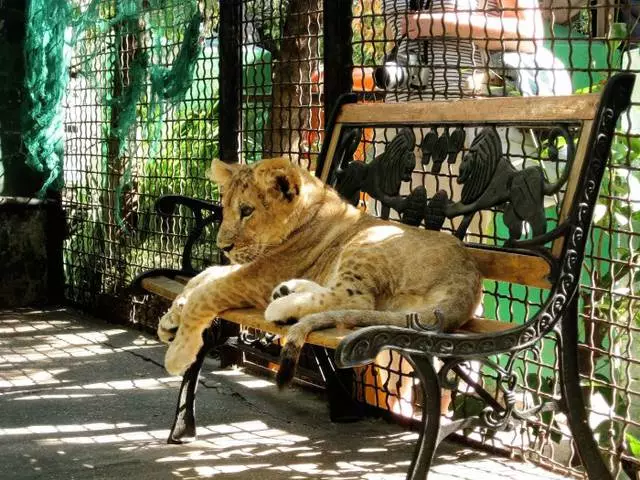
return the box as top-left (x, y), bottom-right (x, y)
top-left (350, 0), bottom-right (639, 477)
top-left (62, 0), bottom-right (222, 329)
top-left (57, 0), bottom-right (640, 477)
top-left (239, 0), bottom-right (323, 169)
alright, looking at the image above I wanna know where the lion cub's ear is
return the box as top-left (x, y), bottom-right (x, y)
top-left (207, 159), bottom-right (239, 186)
top-left (254, 157), bottom-right (301, 202)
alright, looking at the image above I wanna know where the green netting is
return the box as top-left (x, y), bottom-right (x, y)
top-left (21, 0), bottom-right (202, 204)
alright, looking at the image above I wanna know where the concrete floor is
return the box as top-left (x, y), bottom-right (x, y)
top-left (0, 308), bottom-right (569, 480)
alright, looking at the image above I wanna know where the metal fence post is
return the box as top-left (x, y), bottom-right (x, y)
top-left (219, 0), bottom-right (242, 163)
top-left (322, 0), bottom-right (352, 119)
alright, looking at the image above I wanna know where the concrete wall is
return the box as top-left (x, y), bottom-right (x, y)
top-left (0, 198), bottom-right (64, 308)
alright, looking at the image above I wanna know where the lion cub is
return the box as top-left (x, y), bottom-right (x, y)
top-left (158, 157), bottom-right (482, 386)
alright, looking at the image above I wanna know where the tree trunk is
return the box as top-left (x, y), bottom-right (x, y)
top-left (263, 0), bottom-right (322, 164)
top-left (101, 17), bottom-right (143, 291)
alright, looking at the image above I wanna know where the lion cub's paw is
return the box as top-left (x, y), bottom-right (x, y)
top-left (158, 323), bottom-right (178, 344)
top-left (266, 280), bottom-right (326, 325)
top-left (264, 296), bottom-right (302, 325)
top-left (265, 291), bottom-right (319, 325)
top-left (270, 279), bottom-right (326, 301)
top-left (157, 297), bottom-right (187, 344)
top-left (164, 331), bottom-right (202, 376)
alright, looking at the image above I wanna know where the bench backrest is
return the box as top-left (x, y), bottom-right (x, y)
top-left (314, 74), bottom-right (634, 296)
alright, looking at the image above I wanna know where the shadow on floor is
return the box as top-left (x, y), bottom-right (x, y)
top-left (0, 308), bottom-right (568, 480)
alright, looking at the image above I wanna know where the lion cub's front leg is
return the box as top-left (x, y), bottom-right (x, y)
top-left (161, 264), bottom-right (264, 376)
top-left (164, 290), bottom-right (211, 376)
top-left (157, 265), bottom-right (241, 344)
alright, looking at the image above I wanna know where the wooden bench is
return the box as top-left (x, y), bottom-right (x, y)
top-left (132, 73), bottom-right (634, 480)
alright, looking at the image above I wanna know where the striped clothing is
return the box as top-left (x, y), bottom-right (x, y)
top-left (383, 0), bottom-right (501, 101)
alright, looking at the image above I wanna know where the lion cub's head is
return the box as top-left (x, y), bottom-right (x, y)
top-left (208, 157), bottom-right (303, 263)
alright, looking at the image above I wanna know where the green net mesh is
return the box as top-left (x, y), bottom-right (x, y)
top-left (21, 0), bottom-right (202, 207)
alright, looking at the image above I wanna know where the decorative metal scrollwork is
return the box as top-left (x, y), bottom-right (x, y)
top-left (446, 126), bottom-right (575, 240)
top-left (434, 344), bottom-right (558, 432)
top-left (332, 75), bottom-right (634, 474)
top-left (400, 186), bottom-right (448, 231)
top-left (336, 73), bottom-right (634, 366)
top-left (332, 123), bottom-right (575, 244)
top-left (420, 127), bottom-right (466, 173)
top-left (406, 310), bottom-right (445, 332)
top-left (332, 127), bottom-right (364, 206)
top-left (335, 127), bottom-right (416, 219)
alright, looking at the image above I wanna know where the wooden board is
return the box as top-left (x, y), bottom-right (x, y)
top-left (141, 276), bottom-right (184, 300)
top-left (336, 94), bottom-right (600, 125)
top-left (141, 276), bottom-right (346, 348)
top-left (319, 123), bottom-right (343, 183)
top-left (141, 276), bottom-right (516, 351)
top-left (219, 308), bottom-right (347, 349)
top-left (552, 120), bottom-right (595, 258)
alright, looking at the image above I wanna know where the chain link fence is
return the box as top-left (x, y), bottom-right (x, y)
top-left (58, 0), bottom-right (639, 477)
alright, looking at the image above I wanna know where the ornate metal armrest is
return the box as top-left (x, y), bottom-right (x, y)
top-left (335, 323), bottom-right (534, 369)
top-left (155, 194), bottom-right (224, 274)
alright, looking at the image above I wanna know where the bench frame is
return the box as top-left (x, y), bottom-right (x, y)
top-left (132, 72), bottom-right (635, 479)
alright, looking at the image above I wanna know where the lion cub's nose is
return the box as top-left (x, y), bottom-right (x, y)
top-left (219, 243), bottom-right (234, 253)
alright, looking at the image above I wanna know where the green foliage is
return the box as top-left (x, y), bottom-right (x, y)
top-left (574, 68), bottom-right (640, 457)
top-left (244, 0), bottom-right (290, 50)
top-left (585, 135), bottom-right (640, 460)
top-left (141, 99), bottom-right (220, 200)
top-left (573, 8), bottom-right (592, 37)
top-left (352, 0), bottom-right (390, 66)
top-left (22, 0), bottom-right (202, 199)
top-left (608, 22), bottom-right (630, 70)
top-left (628, 433), bottom-right (640, 457)
top-left (59, 0), bottom-right (215, 304)
top-left (587, 133), bottom-right (640, 326)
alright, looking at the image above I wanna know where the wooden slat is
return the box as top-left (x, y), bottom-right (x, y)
top-left (141, 276), bottom-right (184, 300)
top-left (337, 94), bottom-right (600, 125)
top-left (551, 120), bottom-right (595, 258)
top-left (140, 276), bottom-right (347, 348)
top-left (467, 248), bottom-right (552, 289)
top-left (457, 317), bottom-right (514, 334)
top-left (220, 308), bottom-right (347, 349)
top-left (142, 276), bottom-right (517, 347)
top-left (319, 123), bottom-right (343, 183)
top-left (557, 120), bottom-right (594, 224)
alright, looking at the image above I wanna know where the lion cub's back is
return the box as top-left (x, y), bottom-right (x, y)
top-left (345, 217), bottom-right (481, 285)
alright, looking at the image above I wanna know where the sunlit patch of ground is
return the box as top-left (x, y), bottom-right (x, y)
top-left (0, 309), bottom-right (568, 479)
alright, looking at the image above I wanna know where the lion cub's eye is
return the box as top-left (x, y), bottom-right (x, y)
top-left (240, 205), bottom-right (254, 219)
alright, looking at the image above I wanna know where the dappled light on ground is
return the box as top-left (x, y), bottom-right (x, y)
top-left (0, 309), bottom-right (566, 479)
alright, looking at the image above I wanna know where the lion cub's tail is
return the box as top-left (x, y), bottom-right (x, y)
top-left (276, 310), bottom-right (442, 389)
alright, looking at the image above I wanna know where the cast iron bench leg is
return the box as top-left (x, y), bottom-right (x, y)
top-left (312, 346), bottom-right (365, 422)
top-left (560, 295), bottom-right (613, 479)
top-left (406, 353), bottom-right (441, 480)
top-left (167, 330), bottom-right (213, 444)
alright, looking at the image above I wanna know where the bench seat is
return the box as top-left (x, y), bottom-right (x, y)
top-left (142, 274), bottom-right (516, 347)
